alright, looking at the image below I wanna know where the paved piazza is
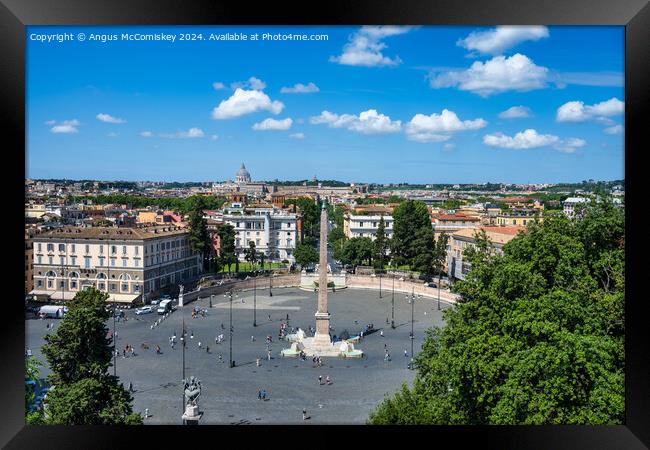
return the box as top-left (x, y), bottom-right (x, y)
top-left (26, 287), bottom-right (453, 425)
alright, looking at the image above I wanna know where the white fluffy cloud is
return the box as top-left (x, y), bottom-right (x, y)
top-left (140, 131), bottom-right (153, 137)
top-left (554, 138), bottom-right (587, 153)
top-left (429, 53), bottom-right (549, 97)
top-left (280, 82), bottom-right (320, 94)
top-left (405, 109), bottom-right (487, 143)
top-left (556, 97), bottom-right (624, 122)
top-left (49, 119), bottom-right (80, 134)
top-left (289, 133), bottom-right (305, 140)
top-left (212, 88), bottom-right (284, 119)
top-left (483, 129), bottom-right (559, 149)
top-left (161, 128), bottom-right (204, 138)
top-left (252, 118), bottom-right (293, 131)
top-left (330, 26), bottom-right (414, 67)
top-left (498, 106), bottom-right (531, 119)
top-left (458, 26), bottom-right (549, 55)
top-left (212, 82), bottom-right (226, 90)
top-left (230, 76), bottom-right (266, 91)
top-left (96, 113), bottom-right (126, 124)
top-left (310, 109), bottom-right (401, 134)
top-left (604, 124), bottom-right (624, 135)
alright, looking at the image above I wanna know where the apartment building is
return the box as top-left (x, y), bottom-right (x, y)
top-left (446, 226), bottom-right (524, 281)
top-left (430, 212), bottom-right (480, 239)
top-left (563, 197), bottom-right (590, 218)
top-left (343, 214), bottom-right (394, 240)
top-left (222, 207), bottom-right (297, 262)
top-left (30, 226), bottom-right (202, 303)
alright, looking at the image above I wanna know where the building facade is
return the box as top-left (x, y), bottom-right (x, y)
top-left (343, 215), bottom-right (394, 240)
top-left (30, 226), bottom-right (202, 303)
top-left (222, 207), bottom-right (297, 263)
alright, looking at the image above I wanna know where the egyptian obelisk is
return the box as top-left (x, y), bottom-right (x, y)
top-left (313, 201), bottom-right (332, 346)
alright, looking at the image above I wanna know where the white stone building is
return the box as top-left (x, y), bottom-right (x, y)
top-left (343, 215), bottom-right (394, 240)
top-left (30, 226), bottom-right (202, 303)
top-left (563, 197), bottom-right (590, 218)
top-left (222, 207), bottom-right (297, 262)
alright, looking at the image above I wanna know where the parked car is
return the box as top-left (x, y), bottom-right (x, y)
top-left (150, 299), bottom-right (160, 306)
top-left (135, 306), bottom-right (154, 315)
top-left (427, 282), bottom-right (438, 288)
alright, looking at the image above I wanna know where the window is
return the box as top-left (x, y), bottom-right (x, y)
top-left (110, 283), bottom-right (117, 291)
top-left (59, 280), bottom-right (65, 288)
top-left (47, 243), bottom-right (54, 252)
top-left (256, 239), bottom-right (260, 246)
top-left (85, 244), bottom-right (90, 253)
top-left (59, 256), bottom-right (65, 266)
top-left (98, 282), bottom-right (105, 290)
top-left (122, 259), bottom-right (127, 267)
top-left (135, 259), bottom-right (140, 267)
top-left (99, 245), bottom-right (103, 254)
top-left (99, 257), bottom-right (105, 266)
top-left (70, 244), bottom-right (75, 253)
top-left (37, 256), bottom-right (42, 264)
top-left (84, 257), bottom-right (91, 269)
top-left (359, 222), bottom-right (364, 227)
top-left (37, 280), bottom-right (43, 288)
top-left (47, 279), bottom-right (53, 288)
top-left (122, 283), bottom-right (129, 292)
top-left (48, 256), bottom-right (53, 265)
top-left (111, 258), bottom-right (116, 267)
top-left (71, 280), bottom-right (77, 289)
top-left (123, 245), bottom-right (127, 254)
top-left (111, 245), bottom-right (117, 254)
top-left (70, 256), bottom-right (76, 266)
top-left (134, 284), bottom-right (141, 293)
top-left (58, 243), bottom-right (65, 252)
top-left (37, 243), bottom-right (42, 252)
top-left (135, 246), bottom-right (139, 255)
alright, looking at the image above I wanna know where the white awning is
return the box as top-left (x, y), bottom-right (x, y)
top-left (29, 290), bottom-right (141, 303)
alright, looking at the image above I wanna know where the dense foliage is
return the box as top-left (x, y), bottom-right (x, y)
top-left (40, 288), bottom-right (142, 424)
top-left (391, 200), bottom-right (435, 272)
top-left (66, 194), bottom-right (225, 215)
top-left (370, 201), bottom-right (624, 425)
top-left (294, 243), bottom-right (319, 269)
top-left (217, 224), bottom-right (237, 273)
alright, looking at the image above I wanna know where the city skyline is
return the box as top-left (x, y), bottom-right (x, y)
top-left (27, 25), bottom-right (624, 184)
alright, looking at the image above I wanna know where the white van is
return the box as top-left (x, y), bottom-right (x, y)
top-left (157, 299), bottom-right (172, 315)
top-left (39, 305), bottom-right (67, 319)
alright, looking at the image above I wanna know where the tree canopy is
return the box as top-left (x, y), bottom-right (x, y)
top-left (391, 200), bottom-right (434, 270)
top-left (41, 288), bottom-right (142, 424)
top-left (370, 200), bottom-right (624, 425)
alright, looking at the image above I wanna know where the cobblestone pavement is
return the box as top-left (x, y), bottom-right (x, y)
top-left (26, 287), bottom-right (452, 424)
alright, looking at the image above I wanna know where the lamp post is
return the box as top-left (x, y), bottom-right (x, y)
top-left (391, 275), bottom-right (395, 329)
top-left (268, 271), bottom-right (273, 297)
top-left (181, 316), bottom-right (186, 423)
top-left (224, 289), bottom-right (236, 367)
top-left (253, 274), bottom-right (257, 327)
top-left (437, 276), bottom-right (441, 311)
top-left (406, 288), bottom-right (420, 370)
top-left (379, 272), bottom-right (382, 299)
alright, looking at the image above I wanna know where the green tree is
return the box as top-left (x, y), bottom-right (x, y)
top-left (373, 216), bottom-right (390, 271)
top-left (25, 357), bottom-right (45, 424)
top-left (294, 243), bottom-right (319, 269)
top-left (187, 199), bottom-right (210, 271)
top-left (433, 232), bottom-right (449, 282)
top-left (244, 241), bottom-right (258, 271)
top-left (370, 201), bottom-right (624, 425)
top-left (341, 237), bottom-right (374, 267)
top-left (217, 224), bottom-right (236, 273)
top-left (41, 288), bottom-right (142, 424)
top-left (391, 200), bottom-right (432, 268)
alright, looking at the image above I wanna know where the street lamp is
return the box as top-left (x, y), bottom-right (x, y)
top-left (224, 289), bottom-right (237, 367)
top-left (253, 274), bottom-right (257, 327)
top-left (181, 317), bottom-right (186, 424)
top-left (406, 288), bottom-right (421, 370)
top-left (391, 275), bottom-right (395, 329)
top-left (379, 272), bottom-right (382, 299)
top-left (268, 271), bottom-right (273, 297)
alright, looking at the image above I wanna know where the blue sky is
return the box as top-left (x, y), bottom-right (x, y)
top-left (26, 25), bottom-right (624, 184)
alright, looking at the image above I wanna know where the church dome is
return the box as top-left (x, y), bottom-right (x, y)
top-left (235, 163), bottom-right (251, 184)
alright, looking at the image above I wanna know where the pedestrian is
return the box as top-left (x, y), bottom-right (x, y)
top-left (256, 358), bottom-right (261, 367)
top-left (122, 349), bottom-right (126, 358)
top-left (144, 408), bottom-right (149, 418)
top-left (198, 341), bottom-right (202, 349)
top-left (262, 389), bottom-right (267, 400)
top-left (404, 349), bottom-right (408, 357)
top-left (251, 335), bottom-right (255, 342)
top-left (221, 323), bottom-right (225, 330)
top-left (206, 346), bottom-right (210, 354)
top-left (302, 409), bottom-right (307, 421)
top-left (190, 332), bottom-right (194, 339)
top-left (318, 375), bottom-right (322, 385)
top-left (326, 375), bottom-right (331, 385)
top-left (267, 350), bottom-right (272, 361)
top-left (128, 382), bottom-right (134, 392)
top-left (268, 314), bottom-right (272, 322)
top-left (156, 345), bottom-right (161, 354)
top-left (218, 354), bottom-right (223, 363)
top-left (380, 330), bottom-right (384, 337)
top-left (257, 389), bottom-right (262, 400)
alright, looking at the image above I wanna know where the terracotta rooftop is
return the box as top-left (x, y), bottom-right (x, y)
top-left (34, 226), bottom-right (189, 241)
top-left (453, 226), bottom-right (525, 245)
top-left (431, 213), bottom-right (480, 221)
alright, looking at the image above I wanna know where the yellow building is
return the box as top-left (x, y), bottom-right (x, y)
top-left (137, 211), bottom-right (158, 224)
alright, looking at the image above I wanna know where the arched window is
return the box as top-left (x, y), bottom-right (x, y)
top-left (68, 272), bottom-right (79, 279)
top-left (96, 272), bottom-right (108, 280)
top-left (119, 273), bottom-right (131, 293)
top-left (46, 271), bottom-right (56, 278)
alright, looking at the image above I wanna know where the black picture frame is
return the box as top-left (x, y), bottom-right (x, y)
top-left (1, 0), bottom-right (647, 448)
